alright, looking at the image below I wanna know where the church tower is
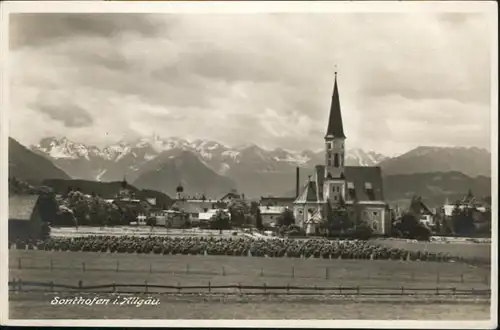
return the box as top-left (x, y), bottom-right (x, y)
top-left (323, 71), bottom-right (346, 204)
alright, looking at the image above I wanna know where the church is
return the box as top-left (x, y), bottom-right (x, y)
top-left (293, 72), bottom-right (391, 235)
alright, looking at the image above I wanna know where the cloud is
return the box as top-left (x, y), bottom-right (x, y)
top-left (8, 12), bottom-right (493, 156)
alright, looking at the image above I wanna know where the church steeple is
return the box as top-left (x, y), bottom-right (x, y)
top-left (323, 71), bottom-right (347, 205)
top-left (325, 71), bottom-right (346, 139)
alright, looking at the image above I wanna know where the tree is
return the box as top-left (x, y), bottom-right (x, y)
top-left (326, 197), bottom-right (353, 232)
top-left (250, 202), bottom-right (264, 230)
top-left (394, 212), bottom-right (431, 241)
top-left (38, 191), bottom-right (59, 224)
top-left (210, 209), bottom-right (231, 234)
top-left (276, 208), bottom-right (295, 227)
top-left (40, 222), bottom-right (51, 239)
top-left (228, 199), bottom-right (250, 227)
top-left (451, 205), bottom-right (475, 236)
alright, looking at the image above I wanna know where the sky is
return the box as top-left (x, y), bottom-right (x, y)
top-left (8, 12), bottom-right (493, 156)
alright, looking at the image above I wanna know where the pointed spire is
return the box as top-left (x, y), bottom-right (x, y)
top-left (325, 70), bottom-right (346, 139)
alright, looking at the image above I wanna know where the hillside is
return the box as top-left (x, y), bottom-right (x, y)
top-left (383, 171), bottom-right (491, 208)
top-left (8, 137), bottom-right (71, 183)
top-left (379, 146), bottom-right (491, 177)
top-left (132, 150), bottom-right (237, 198)
top-left (41, 178), bottom-right (173, 208)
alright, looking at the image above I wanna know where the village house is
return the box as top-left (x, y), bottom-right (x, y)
top-left (292, 72), bottom-right (391, 235)
top-left (439, 190), bottom-right (489, 223)
top-left (259, 196), bottom-right (295, 209)
top-left (258, 205), bottom-right (288, 228)
top-left (9, 194), bottom-right (45, 239)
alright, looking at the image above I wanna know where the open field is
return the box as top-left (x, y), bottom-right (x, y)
top-left (9, 249), bottom-right (491, 320)
top-left (9, 250), bottom-right (491, 289)
top-left (9, 238), bottom-right (492, 319)
top-left (373, 239), bottom-right (491, 263)
top-left (9, 292), bottom-right (491, 320)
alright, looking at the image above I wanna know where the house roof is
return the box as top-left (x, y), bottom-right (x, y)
top-left (325, 73), bottom-right (346, 139)
top-left (9, 195), bottom-right (39, 220)
top-left (260, 196), bottom-right (295, 202)
top-left (220, 192), bottom-right (241, 200)
top-left (259, 206), bottom-right (286, 215)
top-left (173, 201), bottom-right (205, 214)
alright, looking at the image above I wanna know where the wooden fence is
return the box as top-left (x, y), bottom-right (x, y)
top-left (8, 279), bottom-right (491, 297)
top-left (11, 257), bottom-right (490, 285)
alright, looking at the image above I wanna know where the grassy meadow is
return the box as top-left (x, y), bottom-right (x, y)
top-left (8, 237), bottom-right (492, 320)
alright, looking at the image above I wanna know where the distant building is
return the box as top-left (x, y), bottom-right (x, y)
top-left (9, 195), bottom-right (44, 239)
top-left (258, 205), bottom-right (287, 227)
top-left (260, 196), bottom-right (295, 209)
top-left (220, 191), bottom-right (244, 203)
top-left (155, 210), bottom-right (188, 228)
top-left (439, 190), bottom-right (489, 222)
top-left (292, 72), bottom-right (390, 235)
top-left (197, 209), bottom-right (231, 227)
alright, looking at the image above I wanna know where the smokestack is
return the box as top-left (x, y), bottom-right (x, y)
top-left (296, 167), bottom-right (300, 198)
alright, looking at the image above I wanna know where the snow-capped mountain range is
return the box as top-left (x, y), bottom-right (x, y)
top-left (30, 135), bottom-right (387, 196)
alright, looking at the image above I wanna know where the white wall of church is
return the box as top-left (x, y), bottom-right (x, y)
top-left (293, 203), bottom-right (321, 228)
top-left (358, 204), bottom-right (388, 235)
top-left (323, 181), bottom-right (346, 203)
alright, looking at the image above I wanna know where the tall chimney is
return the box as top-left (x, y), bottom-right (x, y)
top-left (295, 167), bottom-right (300, 198)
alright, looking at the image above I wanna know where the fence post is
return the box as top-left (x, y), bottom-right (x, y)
top-left (82, 262), bottom-right (86, 272)
top-left (78, 280), bottom-right (83, 289)
top-left (18, 258), bottom-right (22, 269)
top-left (357, 286), bottom-right (360, 295)
top-left (177, 282), bottom-right (181, 294)
top-left (287, 283), bottom-right (290, 294)
top-left (460, 273), bottom-right (464, 283)
top-left (145, 281), bottom-right (148, 293)
top-left (338, 285), bottom-right (342, 295)
top-left (116, 261), bottom-right (119, 273)
top-left (19, 279), bottom-right (23, 292)
top-left (401, 286), bottom-right (404, 295)
top-left (149, 263), bottom-right (152, 274)
top-left (452, 287), bottom-right (456, 296)
top-left (208, 281), bottom-right (211, 294)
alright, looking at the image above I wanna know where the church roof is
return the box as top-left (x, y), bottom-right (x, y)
top-left (325, 72), bottom-right (346, 139)
top-left (314, 165), bottom-right (385, 202)
top-left (294, 180), bottom-right (319, 203)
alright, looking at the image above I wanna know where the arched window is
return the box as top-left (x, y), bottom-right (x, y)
top-left (334, 153), bottom-right (339, 167)
top-left (340, 153), bottom-right (344, 167)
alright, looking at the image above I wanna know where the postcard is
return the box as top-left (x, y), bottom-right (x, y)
top-left (0, 1), bottom-right (497, 328)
